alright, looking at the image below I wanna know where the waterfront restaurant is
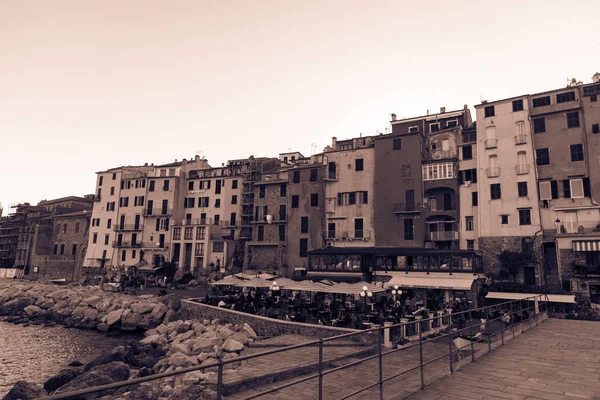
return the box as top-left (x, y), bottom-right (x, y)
top-left (306, 247), bottom-right (485, 307)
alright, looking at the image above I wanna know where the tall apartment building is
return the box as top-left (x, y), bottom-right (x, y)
top-left (475, 96), bottom-right (542, 284)
top-left (458, 124), bottom-right (479, 251)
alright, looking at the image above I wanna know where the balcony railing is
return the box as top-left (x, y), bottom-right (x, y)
top-left (515, 135), bottom-right (527, 145)
top-left (195, 250), bottom-right (205, 257)
top-left (424, 203), bottom-right (456, 212)
top-left (141, 242), bottom-right (167, 249)
top-left (486, 167), bottom-right (501, 178)
top-left (429, 231), bottom-right (459, 241)
top-left (113, 224), bottom-right (143, 232)
top-left (484, 139), bottom-right (498, 149)
top-left (394, 203), bottom-right (422, 213)
top-left (112, 241), bottom-right (142, 248)
top-left (515, 164), bottom-right (530, 175)
top-left (353, 230), bottom-right (371, 240)
top-left (143, 208), bottom-right (173, 216)
top-left (176, 218), bottom-right (213, 226)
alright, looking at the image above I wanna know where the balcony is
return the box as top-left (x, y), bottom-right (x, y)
top-left (424, 203), bottom-right (456, 212)
top-left (572, 263), bottom-right (600, 278)
top-left (113, 224), bottom-right (143, 232)
top-left (94, 195), bottom-right (101, 202)
top-left (143, 208), bottom-right (173, 217)
top-left (515, 164), bottom-right (530, 175)
top-left (323, 171), bottom-right (339, 181)
top-left (515, 135), bottom-right (527, 145)
top-left (394, 203), bottom-right (422, 214)
top-left (486, 167), bottom-right (501, 178)
top-left (353, 230), bottom-right (371, 240)
top-left (195, 250), bottom-right (205, 257)
top-left (112, 241), bottom-right (142, 248)
top-left (176, 218), bottom-right (213, 226)
top-left (484, 139), bottom-right (498, 149)
top-left (429, 231), bottom-right (459, 241)
top-left (141, 242), bottom-right (167, 249)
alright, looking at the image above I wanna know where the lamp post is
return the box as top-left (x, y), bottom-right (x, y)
top-left (391, 285), bottom-right (402, 304)
top-left (360, 285), bottom-right (372, 314)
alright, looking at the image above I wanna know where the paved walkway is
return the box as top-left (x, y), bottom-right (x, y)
top-left (408, 319), bottom-right (600, 400)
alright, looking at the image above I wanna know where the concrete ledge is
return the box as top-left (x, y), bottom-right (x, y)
top-left (180, 299), bottom-right (366, 340)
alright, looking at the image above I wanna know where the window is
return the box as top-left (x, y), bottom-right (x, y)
top-left (99, 176), bottom-right (103, 186)
top-left (462, 131), bottom-right (476, 143)
top-left (301, 217), bottom-right (309, 233)
top-left (188, 181), bottom-right (194, 190)
top-left (280, 184), bottom-right (287, 197)
top-left (490, 183), bottom-right (501, 200)
top-left (291, 195), bottom-right (299, 208)
top-left (196, 226), bottom-right (205, 240)
top-left (403, 218), bottom-right (414, 240)
top-left (467, 240), bottom-right (475, 250)
top-left (215, 199), bottom-right (221, 208)
top-left (327, 223), bottom-right (335, 239)
top-left (231, 195), bottom-right (237, 204)
top-left (212, 242), bottom-right (224, 253)
top-left (132, 250), bottom-right (136, 259)
top-left (195, 243), bottom-right (204, 256)
top-left (441, 139), bottom-right (450, 151)
top-left (310, 168), bottom-right (319, 182)
top-left (518, 182), bottom-right (528, 197)
top-left (134, 196), bottom-right (144, 207)
top-left (593, 124), bottom-right (599, 134)
top-left (358, 191), bottom-right (368, 204)
top-left (121, 250), bottom-right (126, 262)
top-left (279, 204), bottom-right (286, 221)
top-left (556, 91), bottom-right (575, 103)
top-left (422, 162), bottom-right (454, 180)
top-left (215, 180), bottom-right (222, 194)
top-left (75, 223), bottom-right (80, 233)
top-left (465, 216), bottom-right (474, 231)
top-left (355, 159), bottom-right (364, 171)
top-left (163, 180), bottom-right (170, 191)
top-left (393, 138), bottom-right (402, 150)
top-left (104, 234), bottom-right (109, 245)
top-left (533, 118), bottom-right (546, 133)
top-left (512, 99), bottom-right (524, 112)
top-left (536, 148), bottom-right (550, 165)
top-left (472, 192), bottom-right (478, 206)
top-left (570, 144), bottom-right (584, 162)
top-left (429, 123), bottom-right (440, 133)
top-left (53, 244), bottom-right (58, 255)
top-left (501, 215), bottom-right (509, 224)
top-left (522, 238), bottom-right (534, 257)
top-left (257, 225), bottom-right (264, 241)
top-left (230, 212), bottom-right (236, 226)
top-left (72, 244), bottom-right (77, 256)
top-left (567, 112), bottom-right (580, 128)
top-left (173, 227), bottom-right (181, 240)
top-left (279, 225), bottom-right (286, 241)
top-left (184, 198), bottom-right (195, 208)
top-left (310, 193), bottom-right (319, 207)
top-left (462, 145), bottom-right (472, 160)
top-left (293, 171), bottom-right (300, 183)
top-left (92, 233), bottom-right (97, 244)
top-left (214, 214), bottom-right (220, 225)
top-left (299, 239), bottom-right (308, 257)
top-left (110, 187), bottom-right (115, 195)
top-left (446, 120), bottom-right (458, 128)
top-left (408, 126), bottom-right (418, 133)
top-left (199, 197), bottom-right (209, 207)
top-left (532, 96), bottom-right (551, 107)
top-left (591, 95), bottom-right (598, 103)
top-left (484, 105), bottom-right (495, 117)
top-left (232, 180), bottom-right (238, 189)
top-left (259, 185), bottom-right (265, 198)
top-left (199, 180), bottom-right (211, 190)
top-left (149, 180), bottom-right (155, 192)
top-left (354, 218), bottom-right (364, 238)
top-left (518, 209), bottom-right (532, 225)
top-left (112, 173), bottom-right (116, 180)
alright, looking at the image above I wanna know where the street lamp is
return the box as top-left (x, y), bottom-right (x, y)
top-left (391, 285), bottom-right (402, 304)
top-left (360, 286), bottom-right (372, 314)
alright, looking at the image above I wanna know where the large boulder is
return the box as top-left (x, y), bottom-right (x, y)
top-left (138, 314), bottom-right (161, 331)
top-left (191, 336), bottom-right (222, 354)
top-left (84, 346), bottom-right (127, 371)
top-left (121, 311), bottom-right (143, 331)
top-left (95, 298), bottom-right (112, 312)
top-left (241, 323), bottom-right (257, 339)
top-left (150, 302), bottom-right (168, 320)
top-left (36, 297), bottom-right (55, 310)
top-left (23, 305), bottom-right (42, 316)
top-left (130, 302), bottom-right (155, 314)
top-left (0, 297), bottom-right (35, 315)
top-left (163, 309), bottom-right (179, 323)
top-left (2, 381), bottom-right (47, 400)
top-left (106, 309), bottom-right (124, 326)
top-left (53, 362), bottom-right (130, 396)
top-left (140, 335), bottom-right (167, 348)
top-left (167, 352), bottom-right (198, 368)
top-left (222, 338), bottom-right (244, 353)
top-left (162, 294), bottom-right (181, 311)
top-left (82, 307), bottom-right (99, 322)
top-left (43, 368), bottom-right (81, 393)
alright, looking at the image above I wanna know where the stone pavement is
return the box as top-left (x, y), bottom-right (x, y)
top-left (407, 318), bottom-right (600, 400)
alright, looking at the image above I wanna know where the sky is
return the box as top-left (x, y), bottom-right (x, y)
top-left (1, 0), bottom-right (599, 214)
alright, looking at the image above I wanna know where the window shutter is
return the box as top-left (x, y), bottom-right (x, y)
top-left (156, 219), bottom-right (160, 231)
top-left (550, 180), bottom-right (559, 199)
top-left (165, 218), bottom-right (169, 231)
top-left (563, 179), bottom-right (571, 198)
top-left (570, 179), bottom-right (584, 198)
top-left (337, 193), bottom-right (342, 205)
top-left (583, 178), bottom-right (591, 197)
top-left (539, 181), bottom-right (552, 200)
top-left (363, 191), bottom-right (368, 204)
top-left (472, 169), bottom-right (477, 184)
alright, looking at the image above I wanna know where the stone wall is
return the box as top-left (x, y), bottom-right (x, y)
top-left (179, 299), bottom-right (369, 341)
top-left (480, 236), bottom-right (530, 282)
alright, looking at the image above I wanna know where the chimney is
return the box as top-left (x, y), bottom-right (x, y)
top-left (391, 113), bottom-right (397, 121)
top-left (427, 110), bottom-right (429, 116)
top-left (440, 107), bottom-right (446, 113)
top-left (464, 104), bottom-right (468, 110)
top-left (592, 72), bottom-right (600, 84)
top-left (332, 136), bottom-right (337, 149)
top-left (195, 155), bottom-right (200, 161)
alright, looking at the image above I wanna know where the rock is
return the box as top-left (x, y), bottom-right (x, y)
top-left (167, 352), bottom-right (198, 368)
top-left (2, 381), bottom-right (47, 400)
top-left (241, 323), bottom-right (257, 339)
top-left (191, 337), bottom-right (222, 354)
top-left (150, 303), bottom-right (168, 320)
top-left (131, 302), bottom-right (155, 314)
top-left (0, 297), bottom-right (35, 315)
top-left (97, 323), bottom-right (109, 332)
top-left (170, 386), bottom-right (218, 400)
top-left (231, 331), bottom-right (250, 345)
top-left (155, 324), bottom-right (168, 335)
top-left (84, 346), bottom-right (127, 371)
top-left (211, 319), bottom-right (221, 326)
top-left (102, 283), bottom-right (119, 292)
top-left (192, 323), bottom-right (206, 336)
top-left (69, 360), bottom-right (84, 367)
top-left (187, 279), bottom-right (199, 287)
top-left (121, 311), bottom-right (143, 331)
top-left (54, 362), bottom-right (130, 396)
top-left (129, 354), bottom-right (160, 369)
top-left (81, 295), bottom-right (102, 308)
top-left (216, 326), bottom-right (234, 338)
top-left (36, 298), bottom-right (55, 309)
top-left (167, 342), bottom-right (192, 357)
top-left (139, 367), bottom-right (153, 377)
top-left (161, 385), bottom-right (174, 398)
top-left (177, 330), bottom-right (195, 342)
top-left (163, 309), bottom-right (179, 323)
top-left (106, 309), bottom-right (124, 326)
top-left (82, 307), bottom-right (99, 322)
top-left (181, 370), bottom-right (204, 385)
top-left (95, 299), bottom-right (112, 312)
top-left (23, 305), bottom-right (42, 316)
top-left (162, 294), bottom-right (181, 311)
top-left (176, 321), bottom-right (191, 334)
top-left (140, 335), bottom-right (167, 348)
top-left (222, 338), bottom-right (244, 353)
top-left (43, 368), bottom-right (81, 393)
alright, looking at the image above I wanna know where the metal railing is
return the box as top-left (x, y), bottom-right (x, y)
top-left (143, 208), bottom-right (173, 216)
top-left (40, 295), bottom-right (549, 400)
top-left (515, 134), bottom-right (527, 145)
top-left (429, 231), bottom-right (459, 241)
top-left (394, 203), bottom-right (422, 213)
top-left (515, 164), bottom-right (530, 175)
top-left (484, 139), bottom-right (497, 149)
top-left (486, 167), bottom-right (500, 178)
top-left (112, 224), bottom-right (143, 232)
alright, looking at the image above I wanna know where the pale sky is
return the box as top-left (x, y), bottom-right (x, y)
top-left (1, 0), bottom-right (599, 214)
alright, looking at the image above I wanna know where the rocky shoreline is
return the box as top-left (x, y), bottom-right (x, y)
top-left (0, 280), bottom-right (257, 399)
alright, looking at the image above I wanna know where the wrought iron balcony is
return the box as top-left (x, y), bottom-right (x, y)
top-left (515, 164), bottom-right (530, 175)
top-left (515, 135), bottom-right (527, 145)
top-left (112, 241), bottom-right (142, 248)
top-left (429, 231), bottom-right (459, 241)
top-left (486, 167), bottom-right (501, 178)
top-left (485, 139), bottom-right (498, 149)
top-left (394, 203), bottom-right (422, 213)
top-left (113, 224), bottom-right (143, 232)
top-left (143, 208), bottom-right (173, 216)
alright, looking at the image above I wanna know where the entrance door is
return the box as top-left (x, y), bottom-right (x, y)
top-left (184, 243), bottom-right (192, 273)
top-left (172, 243), bottom-right (180, 265)
top-left (543, 243), bottom-right (557, 268)
top-left (524, 266), bottom-right (536, 287)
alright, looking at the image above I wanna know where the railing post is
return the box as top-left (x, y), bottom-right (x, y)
top-left (378, 327), bottom-right (384, 400)
top-left (448, 329), bottom-right (454, 374)
top-left (217, 359), bottom-right (224, 400)
top-left (469, 312), bottom-right (475, 362)
top-left (419, 324), bottom-right (425, 390)
top-left (486, 308), bottom-right (491, 353)
top-left (318, 339), bottom-right (324, 400)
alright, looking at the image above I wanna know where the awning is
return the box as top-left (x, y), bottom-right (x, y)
top-left (382, 272), bottom-right (477, 290)
top-left (211, 275), bottom-right (273, 288)
top-left (573, 241), bottom-right (600, 252)
top-left (486, 292), bottom-right (576, 304)
top-left (137, 265), bottom-right (163, 273)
